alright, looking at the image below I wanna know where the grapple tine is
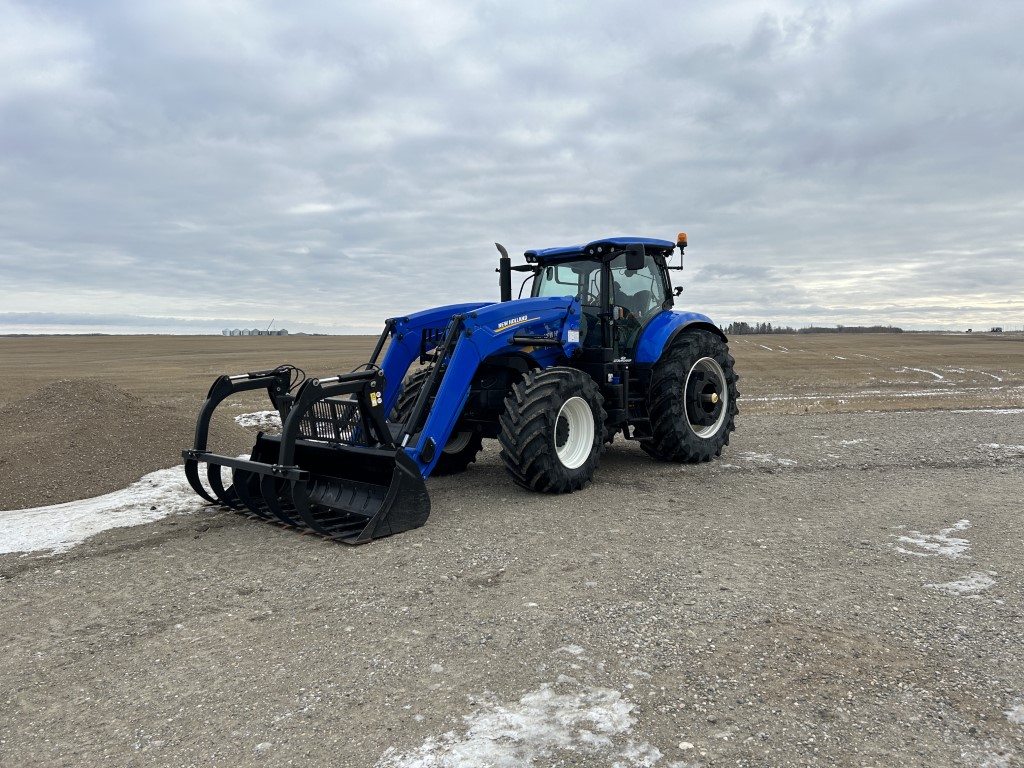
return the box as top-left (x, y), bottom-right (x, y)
top-left (207, 464), bottom-right (240, 509)
top-left (184, 459), bottom-right (219, 505)
top-left (258, 474), bottom-right (304, 529)
top-left (232, 469), bottom-right (273, 520)
top-left (290, 481), bottom-right (354, 541)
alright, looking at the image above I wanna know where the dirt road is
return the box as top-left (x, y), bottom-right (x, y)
top-left (1, 333), bottom-right (1022, 767)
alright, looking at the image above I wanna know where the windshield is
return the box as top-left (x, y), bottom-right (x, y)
top-left (531, 260), bottom-right (601, 306)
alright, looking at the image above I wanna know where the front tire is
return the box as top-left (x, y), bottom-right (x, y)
top-left (499, 367), bottom-right (606, 492)
top-left (392, 366), bottom-right (483, 475)
top-left (642, 331), bottom-right (739, 462)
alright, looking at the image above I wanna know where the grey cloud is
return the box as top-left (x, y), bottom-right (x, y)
top-left (1, 0), bottom-right (1022, 333)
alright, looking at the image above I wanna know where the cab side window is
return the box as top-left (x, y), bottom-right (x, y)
top-left (610, 254), bottom-right (666, 319)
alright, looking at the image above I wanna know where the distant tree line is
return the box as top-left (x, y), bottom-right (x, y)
top-left (724, 322), bottom-right (904, 335)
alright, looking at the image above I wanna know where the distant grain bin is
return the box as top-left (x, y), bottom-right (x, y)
top-left (225, 327), bottom-right (286, 337)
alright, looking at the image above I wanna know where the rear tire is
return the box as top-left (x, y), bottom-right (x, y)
top-left (392, 366), bottom-right (483, 475)
top-left (642, 331), bottom-right (739, 462)
top-left (499, 367), bottom-right (606, 492)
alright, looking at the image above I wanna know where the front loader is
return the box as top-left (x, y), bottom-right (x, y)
top-left (183, 235), bottom-right (739, 543)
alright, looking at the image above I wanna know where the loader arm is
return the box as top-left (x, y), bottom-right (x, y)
top-left (380, 296), bottom-right (584, 477)
top-left (181, 295), bottom-right (581, 544)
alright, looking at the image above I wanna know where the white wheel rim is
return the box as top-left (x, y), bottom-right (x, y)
top-left (554, 396), bottom-right (594, 469)
top-left (444, 431), bottom-right (472, 454)
top-left (684, 357), bottom-right (728, 438)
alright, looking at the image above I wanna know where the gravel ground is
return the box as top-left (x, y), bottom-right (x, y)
top-left (2, 408), bottom-right (1023, 767)
top-left (1, 334), bottom-right (1022, 767)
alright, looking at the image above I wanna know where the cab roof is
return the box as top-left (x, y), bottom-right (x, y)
top-left (524, 236), bottom-right (676, 264)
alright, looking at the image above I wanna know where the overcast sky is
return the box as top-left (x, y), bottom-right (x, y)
top-left (1, 0), bottom-right (1022, 334)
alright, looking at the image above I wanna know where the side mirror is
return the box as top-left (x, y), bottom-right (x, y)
top-left (624, 245), bottom-right (645, 271)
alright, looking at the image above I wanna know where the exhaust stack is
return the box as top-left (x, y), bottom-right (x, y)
top-left (496, 242), bottom-right (512, 302)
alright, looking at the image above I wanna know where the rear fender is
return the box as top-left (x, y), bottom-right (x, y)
top-left (634, 310), bottom-right (727, 364)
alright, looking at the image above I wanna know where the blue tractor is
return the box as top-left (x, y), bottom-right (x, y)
top-left (183, 234), bottom-right (739, 543)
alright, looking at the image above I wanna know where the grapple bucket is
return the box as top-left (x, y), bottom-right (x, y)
top-left (183, 366), bottom-right (430, 544)
top-left (236, 437), bottom-right (429, 543)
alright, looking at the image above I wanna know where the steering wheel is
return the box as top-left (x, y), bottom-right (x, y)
top-left (579, 291), bottom-right (600, 306)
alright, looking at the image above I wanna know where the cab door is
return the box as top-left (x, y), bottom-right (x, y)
top-left (608, 253), bottom-right (669, 358)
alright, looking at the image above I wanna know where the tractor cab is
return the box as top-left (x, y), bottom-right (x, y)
top-left (526, 237), bottom-right (680, 359)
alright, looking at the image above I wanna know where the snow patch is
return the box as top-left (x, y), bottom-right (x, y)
top-left (375, 685), bottom-right (664, 768)
top-left (925, 571), bottom-right (997, 595)
top-left (0, 467), bottom-right (201, 556)
top-left (558, 645), bottom-right (587, 657)
top-left (894, 366), bottom-right (945, 380)
top-left (745, 386), bottom-right (996, 404)
top-left (894, 520), bottom-right (971, 558)
top-left (954, 409), bottom-right (1024, 415)
top-left (1007, 704), bottom-right (1024, 726)
top-left (979, 443), bottom-right (1024, 457)
top-left (736, 452), bottom-right (797, 466)
top-left (235, 410), bottom-right (282, 430)
top-left (944, 367), bottom-right (1004, 382)
top-left (960, 745), bottom-right (1018, 768)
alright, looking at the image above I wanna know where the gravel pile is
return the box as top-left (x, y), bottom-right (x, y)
top-left (0, 378), bottom-right (251, 511)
